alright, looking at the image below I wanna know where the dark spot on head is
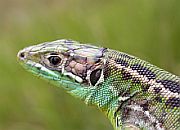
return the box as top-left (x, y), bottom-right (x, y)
top-left (130, 64), bottom-right (156, 80)
top-left (157, 80), bottom-right (180, 94)
top-left (121, 68), bottom-right (132, 80)
top-left (19, 52), bottom-right (25, 58)
top-left (90, 69), bottom-right (102, 86)
top-left (165, 97), bottom-right (180, 108)
top-left (154, 87), bottom-right (162, 94)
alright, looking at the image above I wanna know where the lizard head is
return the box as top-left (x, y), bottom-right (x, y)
top-left (17, 39), bottom-right (107, 102)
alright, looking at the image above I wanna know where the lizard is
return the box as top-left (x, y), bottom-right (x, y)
top-left (17, 39), bottom-right (180, 130)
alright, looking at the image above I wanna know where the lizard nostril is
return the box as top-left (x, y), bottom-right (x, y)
top-left (18, 51), bottom-right (26, 60)
top-left (20, 52), bottom-right (25, 58)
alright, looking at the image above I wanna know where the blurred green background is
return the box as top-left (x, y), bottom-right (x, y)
top-left (0, 0), bottom-right (179, 130)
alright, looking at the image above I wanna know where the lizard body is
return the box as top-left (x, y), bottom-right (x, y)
top-left (17, 39), bottom-right (180, 130)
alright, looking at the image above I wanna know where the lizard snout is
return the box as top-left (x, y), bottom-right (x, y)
top-left (17, 49), bottom-right (28, 61)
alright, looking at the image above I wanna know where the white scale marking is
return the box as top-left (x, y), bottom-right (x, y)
top-left (63, 72), bottom-right (83, 83)
top-left (118, 96), bottom-right (130, 101)
top-left (27, 61), bottom-right (60, 79)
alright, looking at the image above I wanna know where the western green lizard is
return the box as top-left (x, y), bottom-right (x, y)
top-left (17, 39), bottom-right (180, 130)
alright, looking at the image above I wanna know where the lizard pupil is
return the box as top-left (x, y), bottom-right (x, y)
top-left (48, 56), bottom-right (61, 66)
top-left (90, 69), bottom-right (102, 86)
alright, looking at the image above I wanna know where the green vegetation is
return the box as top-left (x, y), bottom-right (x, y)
top-left (0, 0), bottom-right (179, 130)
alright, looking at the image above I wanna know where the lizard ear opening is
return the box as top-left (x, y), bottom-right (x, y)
top-left (90, 69), bottom-right (102, 86)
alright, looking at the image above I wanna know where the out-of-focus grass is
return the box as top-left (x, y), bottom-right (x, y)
top-left (0, 0), bottom-right (179, 130)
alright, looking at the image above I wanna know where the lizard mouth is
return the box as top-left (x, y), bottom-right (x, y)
top-left (17, 49), bottom-right (84, 91)
top-left (20, 59), bottom-right (61, 81)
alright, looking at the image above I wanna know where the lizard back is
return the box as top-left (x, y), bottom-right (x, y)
top-left (104, 49), bottom-right (180, 130)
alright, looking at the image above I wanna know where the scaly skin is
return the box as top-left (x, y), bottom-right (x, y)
top-left (17, 39), bottom-right (180, 130)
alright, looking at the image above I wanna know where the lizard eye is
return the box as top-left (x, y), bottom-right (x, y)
top-left (48, 56), bottom-right (62, 66)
